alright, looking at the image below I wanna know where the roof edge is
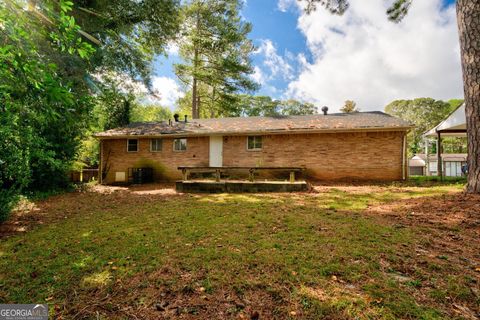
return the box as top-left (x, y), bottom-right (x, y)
top-left (94, 126), bottom-right (413, 139)
top-left (423, 103), bottom-right (465, 137)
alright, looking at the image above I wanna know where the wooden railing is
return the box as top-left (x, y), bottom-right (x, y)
top-left (177, 166), bottom-right (305, 183)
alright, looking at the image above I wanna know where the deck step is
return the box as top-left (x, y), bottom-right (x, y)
top-left (176, 180), bottom-right (308, 193)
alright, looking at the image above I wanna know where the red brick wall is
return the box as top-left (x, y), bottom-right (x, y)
top-left (100, 131), bottom-right (405, 183)
top-left (101, 137), bottom-right (209, 183)
top-left (222, 131), bottom-right (404, 180)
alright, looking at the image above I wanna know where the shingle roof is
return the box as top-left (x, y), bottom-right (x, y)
top-left (95, 111), bottom-right (412, 138)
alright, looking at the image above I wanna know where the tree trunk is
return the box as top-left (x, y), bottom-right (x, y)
top-left (192, 74), bottom-right (198, 119)
top-left (457, 0), bottom-right (480, 193)
top-left (192, 11), bottom-right (200, 119)
top-left (197, 95), bottom-right (201, 118)
top-left (210, 87), bottom-right (216, 118)
top-left (192, 46), bottom-right (199, 118)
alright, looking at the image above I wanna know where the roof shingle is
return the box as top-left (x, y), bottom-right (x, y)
top-left (95, 111), bottom-right (412, 138)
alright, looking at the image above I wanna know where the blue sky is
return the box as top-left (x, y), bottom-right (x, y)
top-left (152, 0), bottom-right (309, 99)
top-left (151, 0), bottom-right (461, 112)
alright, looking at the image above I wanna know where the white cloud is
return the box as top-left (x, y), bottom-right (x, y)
top-left (285, 0), bottom-right (463, 112)
top-left (166, 42), bottom-right (179, 56)
top-left (255, 39), bottom-right (295, 81)
top-left (91, 71), bottom-right (183, 109)
top-left (92, 70), bottom-right (150, 94)
top-left (278, 0), bottom-right (296, 12)
top-left (251, 66), bottom-right (267, 85)
top-left (149, 76), bottom-right (184, 108)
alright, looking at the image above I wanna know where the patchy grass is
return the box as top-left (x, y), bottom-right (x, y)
top-left (407, 176), bottom-right (467, 186)
top-left (0, 182), bottom-right (478, 319)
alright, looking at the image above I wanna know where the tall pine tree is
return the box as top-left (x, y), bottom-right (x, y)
top-left (175, 0), bottom-right (257, 119)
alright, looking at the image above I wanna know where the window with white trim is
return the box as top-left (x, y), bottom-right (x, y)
top-left (247, 136), bottom-right (262, 150)
top-left (173, 138), bottom-right (187, 151)
top-left (150, 139), bottom-right (162, 152)
top-left (127, 139), bottom-right (138, 152)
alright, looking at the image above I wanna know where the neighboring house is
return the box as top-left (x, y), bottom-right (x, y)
top-left (409, 153), bottom-right (467, 177)
top-left (95, 111), bottom-right (412, 184)
top-left (423, 104), bottom-right (467, 178)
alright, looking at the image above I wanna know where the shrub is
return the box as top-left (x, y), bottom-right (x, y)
top-left (0, 120), bottom-right (30, 222)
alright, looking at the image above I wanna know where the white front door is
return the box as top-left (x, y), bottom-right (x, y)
top-left (209, 136), bottom-right (223, 167)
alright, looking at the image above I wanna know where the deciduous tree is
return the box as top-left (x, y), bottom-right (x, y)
top-left (0, 0), bottom-right (95, 220)
top-left (340, 100), bottom-right (359, 113)
top-left (385, 98), bottom-right (455, 155)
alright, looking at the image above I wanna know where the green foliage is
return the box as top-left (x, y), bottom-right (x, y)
top-left (230, 95), bottom-right (317, 117)
top-left (340, 100), bottom-right (359, 113)
top-left (232, 95), bottom-right (279, 116)
top-left (301, 0), bottom-right (411, 22)
top-left (384, 98), bottom-right (457, 154)
top-left (280, 99), bottom-right (318, 116)
top-left (441, 137), bottom-right (468, 154)
top-left (76, 138), bottom-right (99, 168)
top-left (0, 116), bottom-right (30, 222)
top-left (175, 0), bottom-right (258, 118)
top-left (131, 105), bottom-right (173, 122)
top-left (386, 0), bottom-right (413, 22)
top-left (0, 0), bottom-right (94, 220)
top-left (72, 0), bottom-right (181, 83)
top-left (50, 1), bottom-right (96, 57)
top-left (447, 99), bottom-right (464, 110)
top-left (104, 96), bottom-right (131, 130)
top-left (1, 0), bottom-right (183, 221)
top-left (178, 94), bottom-right (317, 117)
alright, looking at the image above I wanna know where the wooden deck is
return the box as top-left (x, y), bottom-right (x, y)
top-left (176, 180), bottom-right (308, 193)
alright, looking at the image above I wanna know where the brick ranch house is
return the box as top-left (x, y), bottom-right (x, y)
top-left (95, 111), bottom-right (412, 184)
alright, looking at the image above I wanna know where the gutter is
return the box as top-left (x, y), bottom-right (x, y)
top-left (94, 126), bottom-right (414, 140)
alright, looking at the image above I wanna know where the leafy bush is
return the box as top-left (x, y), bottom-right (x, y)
top-left (0, 117), bottom-right (30, 222)
top-left (0, 0), bottom-right (94, 221)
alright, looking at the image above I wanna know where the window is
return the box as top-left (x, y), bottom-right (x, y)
top-left (445, 161), bottom-right (463, 177)
top-left (150, 139), bottom-right (162, 152)
top-left (429, 161), bottom-right (437, 175)
top-left (127, 139), bottom-right (138, 152)
top-left (247, 136), bottom-right (262, 150)
top-left (173, 138), bottom-right (187, 151)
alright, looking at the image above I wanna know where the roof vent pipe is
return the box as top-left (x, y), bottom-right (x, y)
top-left (174, 113), bottom-right (180, 122)
top-left (184, 115), bottom-right (188, 123)
top-left (321, 106), bottom-right (329, 115)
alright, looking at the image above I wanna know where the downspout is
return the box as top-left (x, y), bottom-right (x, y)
top-left (402, 133), bottom-right (407, 180)
top-left (99, 139), bottom-right (103, 185)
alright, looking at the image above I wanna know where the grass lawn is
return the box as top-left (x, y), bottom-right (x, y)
top-left (0, 181), bottom-right (479, 319)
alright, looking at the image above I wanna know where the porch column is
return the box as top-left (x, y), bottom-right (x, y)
top-left (437, 131), bottom-right (443, 180)
top-left (424, 137), bottom-right (429, 176)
